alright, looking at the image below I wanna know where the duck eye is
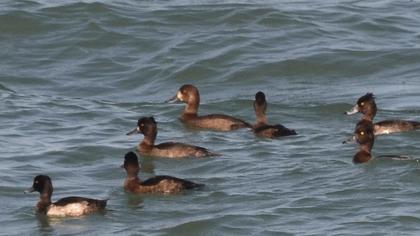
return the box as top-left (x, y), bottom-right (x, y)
top-left (360, 102), bottom-right (364, 106)
top-left (140, 124), bottom-right (144, 127)
top-left (360, 131), bottom-right (365, 135)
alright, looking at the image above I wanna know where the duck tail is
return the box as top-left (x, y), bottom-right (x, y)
top-left (96, 199), bottom-right (108, 209)
top-left (413, 121), bottom-right (420, 129)
top-left (196, 146), bottom-right (221, 158)
top-left (274, 125), bottom-right (297, 136)
top-left (288, 129), bottom-right (297, 135)
top-left (184, 181), bottom-right (205, 190)
top-left (207, 151), bottom-right (221, 157)
top-left (244, 121), bottom-right (253, 129)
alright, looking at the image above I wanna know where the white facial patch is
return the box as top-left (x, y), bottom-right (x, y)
top-left (176, 91), bottom-right (183, 101)
top-left (345, 104), bottom-right (359, 115)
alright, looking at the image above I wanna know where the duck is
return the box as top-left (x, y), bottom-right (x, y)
top-left (167, 84), bottom-right (252, 131)
top-left (352, 121), bottom-right (375, 164)
top-left (350, 120), bottom-right (412, 162)
top-left (25, 175), bottom-right (107, 217)
top-left (122, 152), bottom-right (204, 194)
top-left (127, 116), bottom-right (218, 158)
top-left (346, 93), bottom-right (420, 135)
top-left (253, 91), bottom-right (296, 138)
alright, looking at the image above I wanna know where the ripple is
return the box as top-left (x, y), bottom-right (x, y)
top-left (0, 83), bottom-right (15, 93)
top-left (2, 1), bottom-right (420, 235)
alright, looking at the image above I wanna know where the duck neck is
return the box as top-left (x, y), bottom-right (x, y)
top-left (124, 174), bottom-right (142, 192)
top-left (254, 102), bottom-right (267, 127)
top-left (362, 103), bottom-right (377, 121)
top-left (183, 94), bottom-right (199, 116)
top-left (37, 192), bottom-right (52, 214)
top-left (359, 142), bottom-right (373, 153)
top-left (255, 113), bottom-right (268, 127)
top-left (125, 172), bottom-right (141, 184)
top-left (140, 129), bottom-right (157, 150)
top-left (126, 174), bottom-right (140, 182)
top-left (353, 149), bottom-right (372, 163)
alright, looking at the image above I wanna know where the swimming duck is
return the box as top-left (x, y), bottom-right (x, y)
top-left (122, 152), bottom-right (204, 194)
top-left (352, 121), bottom-right (375, 164)
top-left (349, 120), bottom-right (411, 162)
top-left (346, 93), bottom-right (420, 135)
top-left (25, 175), bottom-right (107, 217)
top-left (127, 116), bottom-right (218, 158)
top-left (167, 84), bottom-right (252, 131)
top-left (253, 91), bottom-right (296, 138)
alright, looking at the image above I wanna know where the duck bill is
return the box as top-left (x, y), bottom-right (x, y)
top-left (345, 104), bottom-right (359, 115)
top-left (126, 127), bottom-right (139, 136)
top-left (165, 95), bottom-right (179, 103)
top-left (342, 135), bottom-right (356, 144)
top-left (24, 187), bottom-right (34, 194)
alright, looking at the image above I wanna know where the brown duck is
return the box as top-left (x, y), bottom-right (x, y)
top-left (122, 152), bottom-right (204, 194)
top-left (253, 91), bottom-right (296, 138)
top-left (25, 175), bottom-right (107, 217)
top-left (167, 84), bottom-right (252, 131)
top-left (127, 116), bottom-right (218, 158)
top-left (346, 93), bottom-right (420, 135)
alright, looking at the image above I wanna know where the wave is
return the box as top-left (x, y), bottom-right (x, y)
top-left (0, 83), bottom-right (15, 93)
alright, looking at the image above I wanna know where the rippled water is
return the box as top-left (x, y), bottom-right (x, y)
top-left (2, 0), bottom-right (420, 235)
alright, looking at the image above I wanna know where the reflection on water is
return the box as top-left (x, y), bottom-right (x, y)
top-left (140, 156), bottom-right (156, 175)
top-left (126, 194), bottom-right (144, 208)
top-left (36, 213), bottom-right (54, 233)
top-left (36, 210), bottom-right (109, 234)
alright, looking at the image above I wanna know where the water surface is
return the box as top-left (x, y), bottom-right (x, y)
top-left (1, 0), bottom-right (420, 235)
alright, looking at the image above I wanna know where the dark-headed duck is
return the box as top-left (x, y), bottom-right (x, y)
top-left (122, 152), bottom-right (204, 194)
top-left (346, 93), bottom-right (420, 135)
top-left (353, 121), bottom-right (375, 164)
top-left (25, 175), bottom-right (107, 217)
top-left (253, 91), bottom-right (296, 138)
top-left (127, 116), bottom-right (218, 158)
top-left (167, 84), bottom-right (252, 131)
